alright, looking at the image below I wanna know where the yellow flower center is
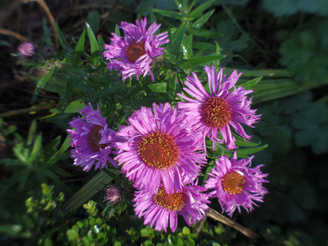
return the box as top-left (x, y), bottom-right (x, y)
top-left (137, 131), bottom-right (180, 169)
top-left (154, 187), bottom-right (185, 211)
top-left (222, 171), bottom-right (246, 195)
top-left (88, 125), bottom-right (107, 152)
top-left (126, 40), bottom-right (146, 63)
top-left (201, 97), bottom-right (232, 128)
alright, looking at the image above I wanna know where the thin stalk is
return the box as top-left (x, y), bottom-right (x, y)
top-left (207, 208), bottom-right (259, 239)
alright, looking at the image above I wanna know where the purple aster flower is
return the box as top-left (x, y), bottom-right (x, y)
top-left (205, 153), bottom-right (268, 217)
top-left (103, 17), bottom-right (169, 81)
top-left (177, 65), bottom-right (261, 150)
top-left (133, 184), bottom-right (210, 232)
top-left (115, 102), bottom-right (206, 194)
top-left (67, 103), bottom-right (118, 171)
top-left (18, 41), bottom-right (35, 57)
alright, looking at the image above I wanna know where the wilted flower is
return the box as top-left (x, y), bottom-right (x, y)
top-left (177, 65), bottom-right (261, 150)
top-left (103, 17), bottom-right (169, 81)
top-left (67, 103), bottom-right (118, 171)
top-left (205, 153), bottom-right (268, 217)
top-left (133, 184), bottom-right (210, 232)
top-left (18, 41), bottom-right (35, 57)
top-left (115, 102), bottom-right (206, 194)
top-left (43, 45), bottom-right (54, 58)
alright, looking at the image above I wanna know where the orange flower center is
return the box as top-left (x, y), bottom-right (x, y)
top-left (126, 40), bottom-right (146, 63)
top-left (201, 97), bottom-right (232, 129)
top-left (154, 187), bottom-right (185, 211)
top-left (137, 131), bottom-right (180, 169)
top-left (222, 171), bottom-right (246, 195)
top-left (88, 125), bottom-right (107, 152)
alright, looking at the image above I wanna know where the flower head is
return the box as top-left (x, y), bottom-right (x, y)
top-left (43, 45), bottom-right (54, 58)
top-left (104, 184), bottom-right (122, 205)
top-left (177, 65), bottom-right (261, 150)
top-left (103, 17), bottom-right (169, 81)
top-left (133, 184), bottom-right (210, 232)
top-left (67, 103), bottom-right (118, 171)
top-left (18, 41), bottom-right (35, 57)
top-left (205, 153), bottom-right (268, 217)
top-left (115, 102), bottom-right (206, 194)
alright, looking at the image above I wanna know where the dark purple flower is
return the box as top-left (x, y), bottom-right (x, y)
top-left (67, 103), bottom-right (118, 171)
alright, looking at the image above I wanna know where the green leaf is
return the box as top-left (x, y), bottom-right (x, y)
top-left (44, 136), bottom-right (70, 168)
top-left (171, 23), bottom-right (188, 56)
top-left (153, 8), bottom-right (184, 19)
top-left (182, 227), bottom-right (190, 235)
top-left (237, 144), bottom-right (268, 158)
top-left (28, 133), bottom-right (43, 165)
top-left (86, 22), bottom-right (100, 66)
top-left (71, 30), bottom-right (86, 65)
top-left (62, 170), bottom-right (113, 210)
top-left (55, 22), bottom-right (72, 52)
top-left (27, 120), bottom-right (37, 146)
top-left (188, 27), bottom-right (222, 38)
top-left (181, 33), bottom-right (193, 59)
top-left (193, 41), bottom-right (216, 51)
top-left (43, 18), bottom-right (54, 46)
top-left (32, 67), bottom-right (56, 103)
top-left (188, 0), bottom-right (215, 20)
top-left (238, 76), bottom-right (263, 90)
top-left (234, 134), bottom-right (261, 147)
top-left (87, 10), bottom-right (100, 33)
top-left (148, 82), bottom-right (167, 93)
top-left (191, 9), bottom-right (215, 29)
top-left (178, 55), bottom-right (225, 69)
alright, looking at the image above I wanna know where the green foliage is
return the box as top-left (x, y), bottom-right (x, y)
top-left (279, 20), bottom-right (328, 83)
top-left (2, 0), bottom-right (328, 245)
top-left (0, 184), bottom-right (68, 245)
top-left (67, 200), bottom-right (116, 246)
top-left (0, 120), bottom-right (70, 193)
top-left (262, 0), bottom-right (328, 16)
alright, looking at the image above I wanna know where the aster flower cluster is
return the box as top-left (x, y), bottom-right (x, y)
top-left (66, 18), bottom-right (269, 233)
